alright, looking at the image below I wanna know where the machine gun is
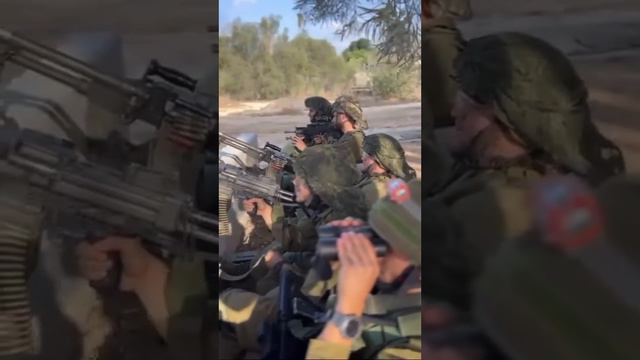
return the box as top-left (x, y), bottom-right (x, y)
top-left (219, 161), bottom-right (294, 204)
top-left (0, 28), bottom-right (216, 147)
top-left (284, 121), bottom-right (342, 146)
top-left (0, 125), bottom-right (218, 260)
top-left (219, 131), bottom-right (292, 175)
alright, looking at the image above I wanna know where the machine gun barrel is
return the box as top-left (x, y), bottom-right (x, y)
top-left (0, 28), bottom-right (146, 98)
top-left (219, 163), bottom-right (294, 203)
top-left (219, 131), bottom-right (265, 159)
top-left (0, 28), bottom-right (216, 135)
top-left (0, 126), bottom-right (218, 258)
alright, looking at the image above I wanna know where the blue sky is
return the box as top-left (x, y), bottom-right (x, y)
top-left (219, 0), bottom-right (361, 52)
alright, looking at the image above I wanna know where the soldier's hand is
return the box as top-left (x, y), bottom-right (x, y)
top-left (76, 236), bottom-right (167, 290)
top-left (335, 232), bottom-right (380, 316)
top-left (291, 135), bottom-right (307, 151)
top-left (244, 197), bottom-right (274, 228)
top-left (264, 249), bottom-right (283, 268)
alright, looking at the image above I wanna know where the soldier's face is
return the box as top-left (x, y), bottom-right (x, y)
top-left (451, 91), bottom-right (492, 154)
top-left (308, 108), bottom-right (316, 121)
top-left (362, 152), bottom-right (377, 174)
top-left (293, 176), bottom-right (312, 203)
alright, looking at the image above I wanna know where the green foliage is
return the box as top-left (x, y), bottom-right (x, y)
top-left (220, 16), bottom-right (354, 100)
top-left (294, 0), bottom-right (420, 67)
top-left (371, 64), bottom-right (418, 99)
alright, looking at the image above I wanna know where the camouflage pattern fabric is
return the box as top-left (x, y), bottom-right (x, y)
top-left (369, 179), bottom-right (422, 265)
top-left (293, 145), bottom-right (368, 219)
top-left (474, 175), bottom-right (640, 360)
top-left (356, 173), bottom-right (393, 208)
top-left (422, 15), bottom-right (465, 128)
top-left (332, 95), bottom-right (368, 130)
top-left (335, 129), bottom-right (366, 165)
top-left (430, 0), bottom-right (473, 20)
top-left (455, 32), bottom-right (625, 185)
top-left (363, 133), bottom-right (417, 180)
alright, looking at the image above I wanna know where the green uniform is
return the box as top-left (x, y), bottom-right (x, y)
top-left (474, 175), bottom-right (640, 360)
top-left (334, 130), bottom-right (366, 165)
top-left (422, 31), bottom-right (625, 311)
top-left (219, 146), bottom-right (369, 358)
top-left (356, 173), bottom-right (393, 207)
top-left (306, 179), bottom-right (423, 359)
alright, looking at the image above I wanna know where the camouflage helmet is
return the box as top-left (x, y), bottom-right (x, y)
top-left (368, 178), bottom-right (421, 265)
top-left (293, 145), bottom-right (365, 215)
top-left (363, 133), bottom-right (417, 180)
top-left (304, 96), bottom-right (333, 123)
top-left (474, 175), bottom-right (640, 360)
top-left (455, 32), bottom-right (625, 184)
top-left (332, 95), bottom-right (368, 130)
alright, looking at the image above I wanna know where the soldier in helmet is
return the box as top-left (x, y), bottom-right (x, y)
top-left (306, 178), bottom-right (422, 359)
top-left (286, 96), bottom-right (336, 155)
top-left (219, 145), bottom-right (369, 359)
top-left (422, 32), bottom-right (625, 313)
top-left (331, 95), bottom-right (368, 165)
top-left (358, 133), bottom-right (417, 206)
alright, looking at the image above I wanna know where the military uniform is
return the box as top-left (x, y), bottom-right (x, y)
top-left (358, 133), bottom-right (417, 206)
top-left (474, 175), bottom-right (640, 360)
top-left (421, 32), bottom-right (625, 311)
top-left (306, 179), bottom-right (423, 359)
top-left (331, 96), bottom-right (368, 165)
top-left (219, 146), bottom-right (368, 359)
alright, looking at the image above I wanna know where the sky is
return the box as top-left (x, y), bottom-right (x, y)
top-left (219, 0), bottom-right (362, 52)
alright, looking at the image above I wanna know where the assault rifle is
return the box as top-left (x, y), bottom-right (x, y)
top-left (284, 122), bottom-right (342, 146)
top-left (0, 125), bottom-right (218, 260)
top-left (0, 28), bottom-right (216, 146)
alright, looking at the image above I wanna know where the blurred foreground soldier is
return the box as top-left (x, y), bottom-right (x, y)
top-left (474, 175), bottom-right (640, 360)
top-left (306, 178), bottom-right (421, 359)
top-left (358, 133), bottom-right (417, 206)
top-left (332, 95), bottom-right (368, 165)
top-left (75, 237), bottom-right (209, 360)
top-left (423, 32), bottom-right (625, 311)
top-left (287, 96), bottom-right (335, 155)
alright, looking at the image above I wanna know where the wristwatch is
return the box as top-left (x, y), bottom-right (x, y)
top-left (330, 310), bottom-right (363, 339)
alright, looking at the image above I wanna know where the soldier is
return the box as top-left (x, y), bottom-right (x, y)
top-left (219, 145), bottom-right (369, 359)
top-left (472, 175), bottom-right (640, 360)
top-left (358, 133), bottom-right (417, 206)
top-left (422, 31), bottom-right (625, 313)
top-left (306, 178), bottom-right (422, 359)
top-left (285, 96), bottom-right (334, 156)
top-left (331, 95), bottom-right (368, 166)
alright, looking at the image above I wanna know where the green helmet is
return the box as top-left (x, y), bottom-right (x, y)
top-left (293, 145), bottom-right (367, 218)
top-left (368, 178), bottom-right (421, 265)
top-left (363, 133), bottom-right (417, 180)
top-left (332, 95), bottom-right (368, 130)
top-left (455, 32), bottom-right (625, 184)
top-left (474, 175), bottom-right (640, 360)
top-left (304, 96), bottom-right (333, 123)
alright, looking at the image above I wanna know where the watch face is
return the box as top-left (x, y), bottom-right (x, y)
top-left (344, 319), bottom-right (360, 338)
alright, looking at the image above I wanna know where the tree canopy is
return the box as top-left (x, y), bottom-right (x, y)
top-left (294, 0), bottom-right (421, 67)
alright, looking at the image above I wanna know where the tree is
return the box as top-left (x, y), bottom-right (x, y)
top-left (259, 15), bottom-right (281, 55)
top-left (293, 0), bottom-right (420, 67)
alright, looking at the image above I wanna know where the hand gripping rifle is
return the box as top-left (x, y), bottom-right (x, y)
top-left (284, 122), bottom-right (342, 146)
top-left (0, 28), bottom-right (216, 146)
